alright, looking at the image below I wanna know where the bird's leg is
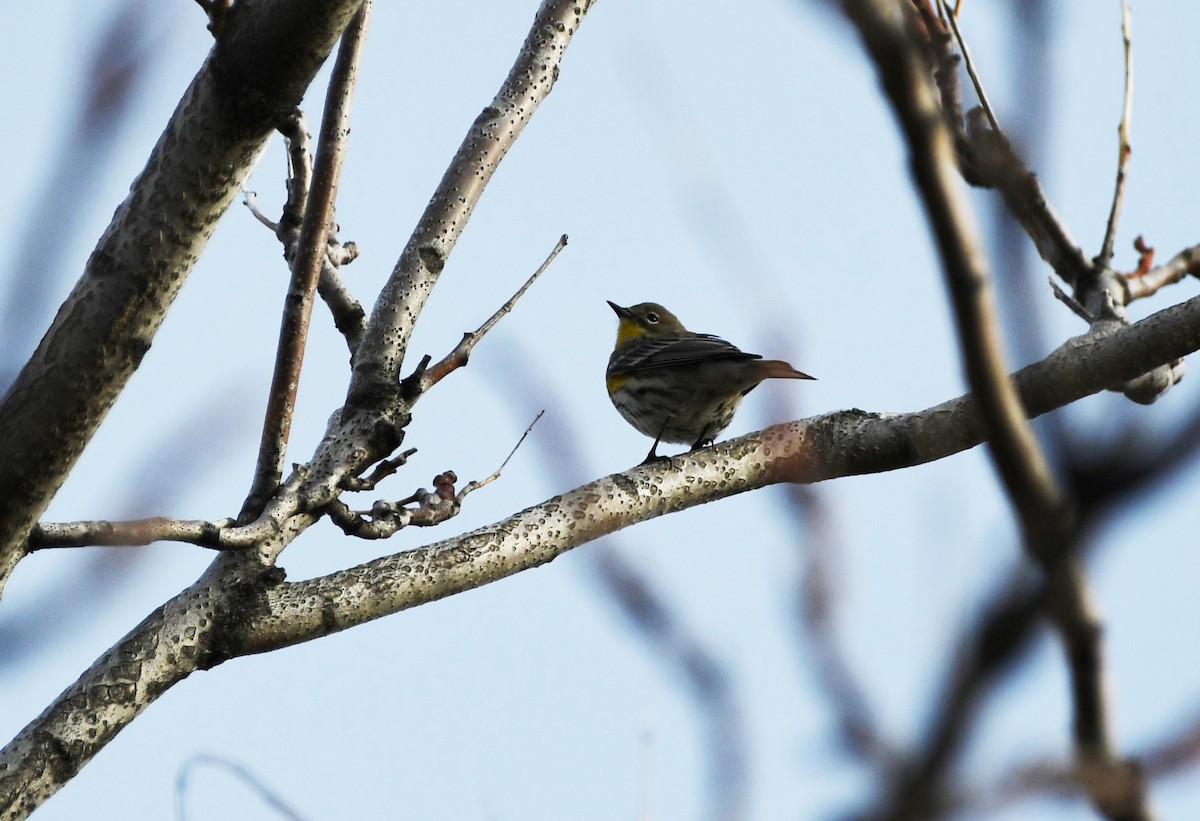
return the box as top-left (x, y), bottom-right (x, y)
top-left (688, 427), bottom-right (716, 453)
top-left (640, 420), bottom-right (672, 466)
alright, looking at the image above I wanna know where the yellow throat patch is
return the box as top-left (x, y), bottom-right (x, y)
top-left (614, 318), bottom-right (646, 347)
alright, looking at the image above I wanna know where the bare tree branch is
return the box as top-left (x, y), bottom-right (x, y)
top-left (242, 1), bottom-right (373, 521)
top-left (3, 285), bottom-right (1199, 816)
top-left (0, 0), bottom-right (369, 598)
top-left (838, 3), bottom-right (1156, 817)
top-left (347, 3), bottom-right (589, 401)
top-left (246, 116), bottom-right (368, 352)
top-left (401, 235), bottom-right (568, 398)
top-left (1096, 0), bottom-right (1135, 268)
top-left (28, 517), bottom-right (241, 551)
top-left (1126, 242), bottom-right (1200, 302)
top-left (280, 0), bottom-right (593, 528)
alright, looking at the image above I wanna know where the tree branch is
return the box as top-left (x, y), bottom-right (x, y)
top-left (0, 0), bottom-right (368, 598)
top-left (1096, 0), bottom-right (1134, 268)
top-left (279, 0), bottom-right (593, 524)
top-left (347, 1), bottom-right (591, 402)
top-left (242, 2), bottom-right (372, 521)
top-left (28, 518), bottom-right (243, 551)
top-left (401, 235), bottom-right (567, 399)
top-left (840, 3), bottom-right (1153, 817)
top-left (4, 289), bottom-right (1200, 817)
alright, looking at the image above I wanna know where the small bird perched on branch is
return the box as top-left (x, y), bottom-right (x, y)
top-left (605, 301), bottom-right (815, 464)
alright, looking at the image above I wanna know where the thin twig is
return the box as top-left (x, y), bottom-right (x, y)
top-left (246, 114), bottom-right (367, 353)
top-left (936, 0), bottom-right (1001, 134)
top-left (241, 2), bottom-right (372, 522)
top-left (1049, 278), bottom-right (1094, 323)
top-left (340, 447), bottom-right (418, 492)
top-left (401, 235), bottom-right (568, 398)
top-left (455, 410), bottom-right (544, 502)
top-left (241, 190), bottom-right (278, 231)
top-left (786, 484), bottom-right (890, 763)
top-left (328, 412), bottom-right (543, 539)
top-left (1126, 242), bottom-right (1200, 301)
top-left (177, 754), bottom-right (308, 821)
top-left (278, 110), bottom-right (312, 238)
top-left (1097, 0), bottom-right (1134, 268)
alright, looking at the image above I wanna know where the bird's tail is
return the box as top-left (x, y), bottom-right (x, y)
top-left (757, 359), bottom-right (816, 381)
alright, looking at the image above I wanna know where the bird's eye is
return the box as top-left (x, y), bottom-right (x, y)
top-left (645, 312), bottom-right (659, 324)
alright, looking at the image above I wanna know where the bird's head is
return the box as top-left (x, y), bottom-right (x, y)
top-left (607, 301), bottom-right (687, 345)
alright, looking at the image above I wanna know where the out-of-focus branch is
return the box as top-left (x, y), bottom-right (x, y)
top-left (1, 0), bottom-right (162, 390)
top-left (242, 2), bottom-right (372, 522)
top-left (838, 3), bottom-right (1155, 818)
top-left (786, 485), bottom-right (889, 764)
top-left (28, 517), bottom-right (244, 551)
top-left (841, 0), bottom-right (1070, 559)
top-left (491, 345), bottom-right (750, 821)
top-left (176, 753), bottom-right (307, 821)
top-left (0, 0), bottom-right (367, 599)
top-left (949, 698), bottom-right (1200, 814)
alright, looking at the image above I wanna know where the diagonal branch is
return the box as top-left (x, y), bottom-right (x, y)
top-left (285, 0), bottom-right (593, 519)
top-left (401, 235), bottom-right (568, 398)
top-left (347, 1), bottom-right (592, 402)
top-left (242, 1), bottom-right (372, 522)
top-left (248, 290), bottom-right (1200, 651)
top-left (0, 0), bottom-right (368, 599)
top-left (4, 288), bottom-right (1200, 817)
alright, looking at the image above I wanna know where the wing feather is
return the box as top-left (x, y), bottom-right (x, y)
top-left (608, 334), bottom-right (759, 374)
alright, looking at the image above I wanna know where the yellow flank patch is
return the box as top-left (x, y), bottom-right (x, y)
top-left (614, 318), bottom-right (646, 347)
top-left (606, 373), bottom-right (630, 392)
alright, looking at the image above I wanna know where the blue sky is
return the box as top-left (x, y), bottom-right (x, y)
top-left (3, 1), bottom-right (1200, 819)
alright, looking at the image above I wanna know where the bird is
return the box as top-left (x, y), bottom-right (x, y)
top-left (605, 301), bottom-right (814, 464)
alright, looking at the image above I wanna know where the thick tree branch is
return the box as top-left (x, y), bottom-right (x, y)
top-left (3, 290), bottom-right (1200, 817)
top-left (0, 0), bottom-right (368, 598)
top-left (247, 292), bottom-right (1200, 651)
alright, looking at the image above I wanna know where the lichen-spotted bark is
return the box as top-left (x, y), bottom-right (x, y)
top-left (0, 0), bottom-right (368, 597)
top-left (294, 0), bottom-right (596, 518)
top-left (3, 291), bottom-right (1200, 819)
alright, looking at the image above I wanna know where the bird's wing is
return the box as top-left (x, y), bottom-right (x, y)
top-left (609, 334), bottom-right (760, 374)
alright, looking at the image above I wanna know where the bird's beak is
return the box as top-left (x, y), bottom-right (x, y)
top-left (607, 300), bottom-right (632, 319)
